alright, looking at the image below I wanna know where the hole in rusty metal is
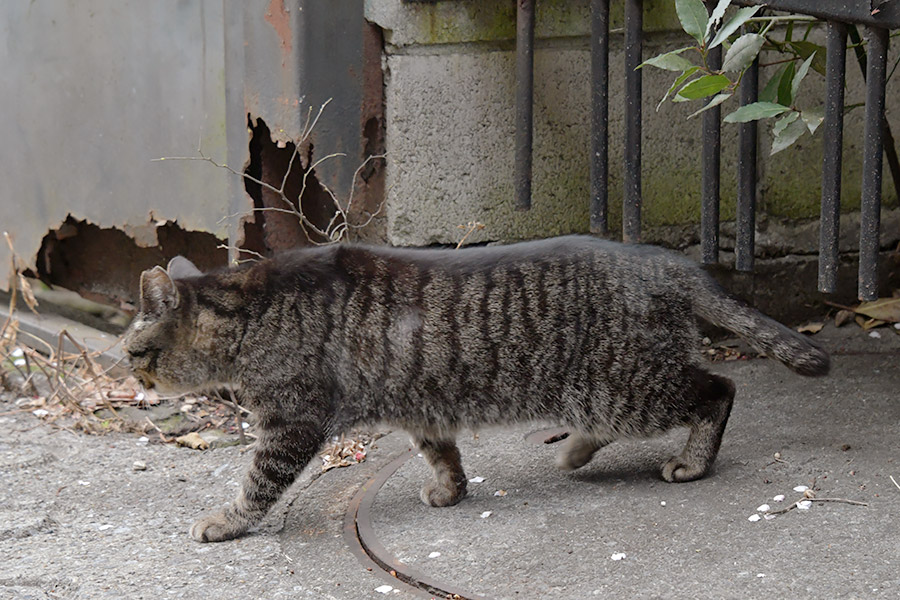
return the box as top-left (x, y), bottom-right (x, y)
top-left (243, 116), bottom-right (337, 252)
top-left (35, 216), bottom-right (227, 314)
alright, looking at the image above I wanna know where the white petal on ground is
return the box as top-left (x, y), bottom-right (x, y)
top-left (13, 358), bottom-right (25, 367)
top-left (494, 490), bottom-right (507, 497)
top-left (773, 494), bottom-right (785, 502)
top-left (756, 504), bottom-right (770, 512)
top-left (757, 574), bottom-right (765, 578)
top-left (375, 585), bottom-right (393, 594)
top-left (869, 331), bottom-right (881, 338)
top-left (32, 409), bottom-right (48, 417)
top-left (764, 514), bottom-right (777, 520)
top-left (798, 500), bottom-right (812, 510)
top-left (469, 476), bottom-right (485, 483)
top-left (610, 553), bottom-right (626, 561)
top-left (11, 348), bottom-right (24, 358)
top-left (480, 511), bottom-right (492, 519)
top-left (660, 501), bottom-right (666, 506)
top-left (748, 514), bottom-right (761, 522)
top-left (428, 552), bottom-right (441, 559)
top-left (793, 485), bottom-right (809, 492)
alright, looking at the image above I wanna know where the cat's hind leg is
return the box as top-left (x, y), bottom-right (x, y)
top-left (662, 371), bottom-right (735, 483)
top-left (555, 432), bottom-right (612, 471)
top-left (412, 434), bottom-right (468, 507)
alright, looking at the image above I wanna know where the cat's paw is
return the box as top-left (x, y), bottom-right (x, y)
top-left (661, 456), bottom-right (707, 483)
top-left (420, 481), bottom-right (467, 507)
top-left (189, 511), bottom-right (248, 543)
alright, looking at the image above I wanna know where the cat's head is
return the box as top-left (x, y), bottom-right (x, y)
top-left (122, 257), bottom-right (228, 394)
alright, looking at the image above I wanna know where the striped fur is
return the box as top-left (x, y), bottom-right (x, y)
top-left (122, 235), bottom-right (828, 542)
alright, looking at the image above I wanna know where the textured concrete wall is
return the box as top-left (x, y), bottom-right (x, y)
top-left (367, 0), bottom-right (899, 251)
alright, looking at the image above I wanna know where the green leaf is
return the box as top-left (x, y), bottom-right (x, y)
top-left (777, 61), bottom-right (796, 106)
top-left (789, 41), bottom-right (827, 75)
top-left (791, 53), bottom-right (816, 101)
top-left (675, 0), bottom-right (710, 45)
top-left (724, 101), bottom-right (791, 123)
top-left (705, 0), bottom-right (732, 41)
top-left (771, 113), bottom-right (807, 154)
top-left (772, 110), bottom-right (799, 137)
top-left (674, 74), bottom-right (732, 101)
top-left (657, 67), bottom-right (701, 110)
top-left (760, 64), bottom-right (789, 103)
top-left (710, 6), bottom-right (762, 49)
top-left (639, 47), bottom-right (696, 72)
top-left (800, 106), bottom-right (824, 134)
top-left (688, 92), bottom-right (732, 118)
top-left (722, 33), bottom-right (766, 72)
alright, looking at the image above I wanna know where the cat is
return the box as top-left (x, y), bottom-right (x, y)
top-left (122, 235), bottom-right (829, 542)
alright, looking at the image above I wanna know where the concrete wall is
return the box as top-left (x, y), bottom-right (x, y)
top-left (366, 0), bottom-right (900, 254)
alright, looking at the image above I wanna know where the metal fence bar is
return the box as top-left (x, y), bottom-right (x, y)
top-left (701, 42), bottom-right (723, 264)
top-left (623, 0), bottom-right (642, 243)
top-left (590, 0), bottom-right (610, 234)
top-left (817, 21), bottom-right (847, 294)
top-left (858, 25), bottom-right (888, 300)
top-left (515, 0), bottom-right (535, 211)
top-left (735, 54), bottom-right (759, 271)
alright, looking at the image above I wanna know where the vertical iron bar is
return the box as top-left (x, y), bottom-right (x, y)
top-left (736, 55), bottom-right (759, 271)
top-left (590, 0), bottom-right (609, 234)
top-left (818, 21), bottom-right (847, 294)
top-left (858, 26), bottom-right (888, 301)
top-left (515, 0), bottom-right (535, 211)
top-left (701, 41), bottom-right (722, 264)
top-left (623, 0), bottom-right (642, 242)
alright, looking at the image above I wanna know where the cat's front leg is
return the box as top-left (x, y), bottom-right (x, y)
top-left (191, 418), bottom-right (325, 542)
top-left (411, 434), bottom-right (467, 507)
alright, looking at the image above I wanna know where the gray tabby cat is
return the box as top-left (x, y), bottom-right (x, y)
top-left (122, 235), bottom-right (828, 542)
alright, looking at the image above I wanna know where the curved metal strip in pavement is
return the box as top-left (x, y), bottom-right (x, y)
top-left (344, 428), bottom-right (570, 599)
top-left (343, 449), bottom-right (486, 599)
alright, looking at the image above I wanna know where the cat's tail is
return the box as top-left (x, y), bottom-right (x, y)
top-left (691, 274), bottom-right (830, 377)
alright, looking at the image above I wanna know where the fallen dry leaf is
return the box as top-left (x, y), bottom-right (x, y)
top-left (834, 309), bottom-right (855, 327)
top-left (175, 432), bottom-right (209, 450)
top-left (796, 322), bottom-right (824, 334)
top-left (855, 315), bottom-right (886, 330)
top-left (854, 297), bottom-right (900, 323)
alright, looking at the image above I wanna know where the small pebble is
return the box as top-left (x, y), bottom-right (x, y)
top-left (428, 552), bottom-right (441, 559)
top-left (869, 331), bottom-right (881, 338)
top-left (469, 476), bottom-right (485, 483)
top-left (610, 552), bottom-right (626, 561)
top-left (773, 494), bottom-right (785, 502)
top-left (480, 511), bottom-right (492, 519)
top-left (374, 585), bottom-right (393, 594)
top-left (32, 409), bottom-right (49, 417)
top-left (137, 436), bottom-right (149, 445)
top-left (793, 485), bottom-right (809, 492)
top-left (241, 422), bottom-right (250, 430)
top-left (660, 501), bottom-right (666, 506)
top-left (764, 514), bottom-right (777, 520)
top-left (757, 574), bottom-right (765, 578)
top-left (756, 504), bottom-right (770, 512)
top-left (132, 461), bottom-right (147, 471)
top-left (894, 323), bottom-right (900, 330)
top-left (748, 514), bottom-right (761, 522)
top-left (797, 500), bottom-right (812, 510)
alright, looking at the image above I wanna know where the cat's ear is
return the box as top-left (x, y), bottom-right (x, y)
top-left (167, 256), bottom-right (203, 280)
top-left (140, 266), bottom-right (179, 316)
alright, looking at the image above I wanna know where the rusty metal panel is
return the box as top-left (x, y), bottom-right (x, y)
top-left (0, 0), bottom-right (238, 288)
top-left (241, 0), bottom-right (365, 201)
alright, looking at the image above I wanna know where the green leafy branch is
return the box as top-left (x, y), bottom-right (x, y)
top-left (641, 0), bottom-right (824, 155)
